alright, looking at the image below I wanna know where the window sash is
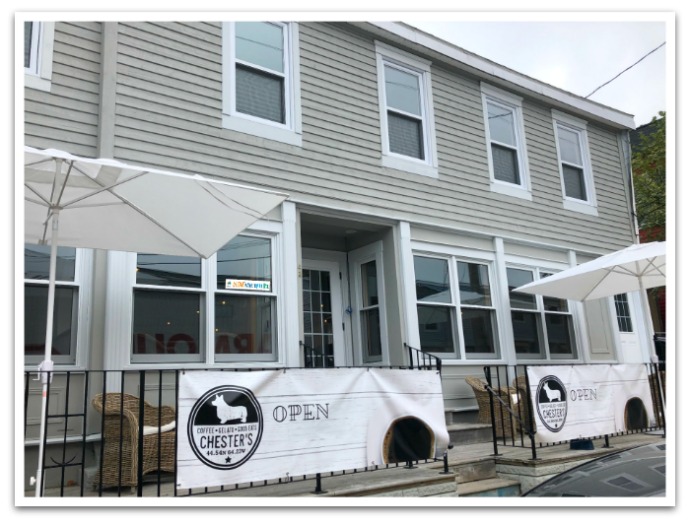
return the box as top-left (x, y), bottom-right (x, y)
top-left (24, 21), bottom-right (40, 74)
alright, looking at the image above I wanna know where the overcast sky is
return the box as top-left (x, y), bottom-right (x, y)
top-left (405, 16), bottom-right (669, 128)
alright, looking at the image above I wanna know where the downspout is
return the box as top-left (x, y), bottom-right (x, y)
top-left (618, 129), bottom-right (640, 244)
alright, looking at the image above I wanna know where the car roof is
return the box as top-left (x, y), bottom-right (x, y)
top-left (523, 442), bottom-right (666, 497)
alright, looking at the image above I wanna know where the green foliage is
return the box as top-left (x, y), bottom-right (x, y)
top-left (632, 111), bottom-right (666, 241)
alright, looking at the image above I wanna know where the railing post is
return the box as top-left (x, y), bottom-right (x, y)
top-left (137, 370), bottom-right (145, 497)
top-left (312, 473), bottom-right (327, 494)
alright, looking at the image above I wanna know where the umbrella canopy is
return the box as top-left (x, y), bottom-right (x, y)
top-left (23, 146), bottom-right (288, 495)
top-left (512, 241), bottom-right (666, 301)
top-left (25, 147), bottom-right (288, 258)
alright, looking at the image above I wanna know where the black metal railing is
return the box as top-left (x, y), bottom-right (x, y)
top-left (480, 362), bottom-right (667, 460)
top-left (405, 344), bottom-right (442, 373)
top-left (24, 362), bottom-right (447, 498)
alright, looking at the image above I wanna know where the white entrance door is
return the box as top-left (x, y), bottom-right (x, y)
top-left (301, 258), bottom-right (348, 367)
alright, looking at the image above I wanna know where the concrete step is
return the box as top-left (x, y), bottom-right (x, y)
top-left (453, 457), bottom-right (496, 483)
top-left (456, 477), bottom-right (522, 497)
top-left (447, 422), bottom-right (493, 446)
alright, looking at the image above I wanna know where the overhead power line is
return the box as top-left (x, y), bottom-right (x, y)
top-left (584, 42), bottom-right (666, 99)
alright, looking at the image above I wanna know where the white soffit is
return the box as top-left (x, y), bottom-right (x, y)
top-left (369, 22), bottom-right (636, 130)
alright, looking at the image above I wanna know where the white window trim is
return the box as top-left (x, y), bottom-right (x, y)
top-left (221, 22), bottom-right (302, 147)
top-left (410, 242), bottom-right (502, 362)
top-left (481, 83), bottom-right (532, 201)
top-left (24, 21), bottom-right (55, 92)
top-left (375, 41), bottom-right (438, 178)
top-left (23, 247), bottom-right (93, 370)
top-left (104, 221), bottom-right (287, 370)
top-left (505, 262), bottom-right (581, 362)
top-left (552, 109), bottom-right (598, 216)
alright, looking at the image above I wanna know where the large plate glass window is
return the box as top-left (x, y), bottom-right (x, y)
top-left (507, 268), bottom-right (576, 360)
top-left (24, 244), bottom-right (90, 365)
top-left (413, 254), bottom-right (499, 359)
top-left (215, 236), bottom-right (276, 361)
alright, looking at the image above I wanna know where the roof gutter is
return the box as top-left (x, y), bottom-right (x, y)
top-left (368, 21), bottom-right (636, 130)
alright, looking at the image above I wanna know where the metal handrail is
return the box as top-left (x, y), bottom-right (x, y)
top-left (404, 343), bottom-right (442, 373)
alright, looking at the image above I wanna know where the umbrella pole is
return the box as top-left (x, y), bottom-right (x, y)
top-left (33, 212), bottom-right (59, 497)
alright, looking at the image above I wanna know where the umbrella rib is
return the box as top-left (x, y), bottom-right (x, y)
top-left (197, 181), bottom-right (265, 220)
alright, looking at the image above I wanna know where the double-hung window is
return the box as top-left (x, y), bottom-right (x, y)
top-left (23, 21), bottom-right (55, 91)
top-left (413, 254), bottom-right (499, 359)
top-left (507, 267), bottom-right (577, 360)
top-left (222, 22), bottom-right (302, 146)
top-left (128, 234), bottom-right (278, 365)
top-left (552, 110), bottom-right (597, 215)
top-left (376, 42), bottom-right (438, 178)
top-left (24, 244), bottom-right (92, 366)
top-left (481, 83), bottom-right (531, 200)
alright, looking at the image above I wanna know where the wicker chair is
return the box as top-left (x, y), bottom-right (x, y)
top-left (512, 375), bottom-right (536, 433)
top-left (92, 393), bottom-right (176, 488)
top-left (465, 376), bottom-right (518, 438)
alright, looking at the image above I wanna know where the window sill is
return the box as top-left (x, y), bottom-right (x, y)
top-left (381, 154), bottom-right (439, 179)
top-left (222, 113), bottom-right (302, 147)
top-left (25, 73), bottom-right (51, 92)
top-left (490, 181), bottom-right (533, 201)
top-left (563, 199), bottom-right (598, 216)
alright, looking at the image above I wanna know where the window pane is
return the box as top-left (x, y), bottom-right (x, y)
top-left (25, 284), bottom-right (77, 361)
top-left (24, 22), bottom-right (33, 68)
top-left (414, 256), bottom-right (450, 303)
top-left (487, 101), bottom-right (516, 146)
top-left (385, 65), bottom-right (421, 115)
top-left (361, 260), bottom-right (378, 307)
top-left (491, 143), bottom-right (520, 184)
top-left (511, 311), bottom-right (542, 355)
top-left (461, 308), bottom-right (496, 355)
top-left (137, 253), bottom-right (201, 287)
top-left (545, 313), bottom-right (575, 355)
top-left (388, 112), bottom-right (424, 159)
top-left (362, 308), bottom-right (382, 359)
top-left (236, 64), bottom-right (285, 123)
top-left (217, 235), bottom-right (272, 289)
top-left (558, 126), bottom-right (583, 165)
top-left (562, 164), bottom-right (587, 200)
top-left (458, 262), bottom-right (492, 306)
top-left (25, 244), bottom-right (76, 281)
top-left (614, 294), bottom-right (633, 332)
top-left (507, 268), bottom-right (536, 309)
top-left (215, 295), bottom-right (275, 355)
top-left (132, 290), bottom-right (201, 356)
top-left (417, 305), bottom-right (454, 353)
top-left (235, 22), bottom-right (284, 73)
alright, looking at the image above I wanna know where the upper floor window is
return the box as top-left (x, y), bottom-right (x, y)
top-left (24, 244), bottom-right (92, 366)
top-left (24, 21), bottom-right (55, 91)
top-left (222, 22), bottom-right (302, 146)
top-left (507, 267), bottom-right (577, 360)
top-left (375, 42), bottom-right (438, 178)
top-left (481, 83), bottom-right (531, 200)
top-left (552, 110), bottom-right (597, 215)
top-left (413, 254), bottom-right (499, 359)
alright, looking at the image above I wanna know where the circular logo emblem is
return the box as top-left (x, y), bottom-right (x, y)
top-left (187, 385), bottom-right (263, 470)
top-left (535, 375), bottom-right (568, 432)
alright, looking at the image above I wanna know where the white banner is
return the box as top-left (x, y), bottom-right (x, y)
top-left (177, 368), bottom-right (449, 489)
top-left (526, 364), bottom-right (655, 444)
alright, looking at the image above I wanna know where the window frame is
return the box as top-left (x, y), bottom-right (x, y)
top-left (23, 244), bottom-right (93, 369)
top-left (507, 265), bottom-right (578, 361)
top-left (412, 249), bottom-right (500, 360)
top-left (552, 110), bottom-right (598, 216)
top-left (222, 21), bottom-right (302, 146)
top-left (481, 83), bottom-right (532, 200)
top-left (23, 21), bottom-right (55, 92)
top-left (105, 226), bottom-right (284, 369)
top-left (375, 41), bottom-right (438, 178)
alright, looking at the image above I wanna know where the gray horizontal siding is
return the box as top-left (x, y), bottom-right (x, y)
top-left (26, 20), bottom-right (635, 253)
top-left (24, 22), bottom-right (102, 156)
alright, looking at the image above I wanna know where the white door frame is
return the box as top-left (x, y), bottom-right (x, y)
top-left (302, 249), bottom-right (351, 367)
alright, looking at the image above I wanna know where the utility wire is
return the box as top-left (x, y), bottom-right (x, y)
top-left (584, 42), bottom-right (666, 98)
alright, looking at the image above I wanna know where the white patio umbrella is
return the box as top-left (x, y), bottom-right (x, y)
top-left (23, 146), bottom-right (288, 495)
top-left (513, 240), bottom-right (667, 419)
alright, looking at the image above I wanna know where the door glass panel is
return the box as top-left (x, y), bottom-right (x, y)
top-left (362, 308), bottom-right (382, 359)
top-left (361, 261), bottom-right (378, 306)
top-left (302, 269), bottom-right (334, 367)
